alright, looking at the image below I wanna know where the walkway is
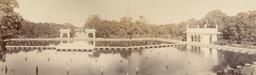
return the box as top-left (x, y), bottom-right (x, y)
top-left (6, 38), bottom-right (186, 43)
top-left (6, 38), bottom-right (256, 55)
top-left (6, 43), bottom-right (186, 51)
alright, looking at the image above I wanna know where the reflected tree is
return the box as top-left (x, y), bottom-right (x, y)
top-left (0, 52), bottom-right (6, 62)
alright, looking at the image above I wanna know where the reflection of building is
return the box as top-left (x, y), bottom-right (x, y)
top-left (0, 52), bottom-right (6, 62)
top-left (57, 28), bottom-right (96, 49)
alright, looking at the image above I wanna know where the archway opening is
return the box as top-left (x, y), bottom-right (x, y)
top-left (88, 33), bottom-right (94, 38)
top-left (62, 33), bottom-right (69, 38)
top-left (209, 35), bottom-right (212, 44)
top-left (62, 33), bottom-right (69, 43)
top-left (191, 35), bottom-right (194, 42)
top-left (198, 35), bottom-right (201, 42)
top-left (194, 35), bottom-right (198, 42)
top-left (88, 33), bottom-right (94, 45)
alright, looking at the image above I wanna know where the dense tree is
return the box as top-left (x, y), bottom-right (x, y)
top-left (7, 9), bottom-right (255, 46)
top-left (84, 15), bottom-right (185, 39)
top-left (202, 10), bottom-right (256, 45)
top-left (84, 15), bottom-right (101, 29)
top-left (83, 10), bottom-right (256, 46)
top-left (0, 0), bottom-right (23, 51)
top-left (19, 21), bottom-right (77, 38)
top-left (202, 10), bottom-right (228, 28)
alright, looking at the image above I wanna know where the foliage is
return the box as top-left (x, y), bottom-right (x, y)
top-left (84, 15), bottom-right (185, 40)
top-left (83, 10), bottom-right (256, 46)
top-left (0, 0), bottom-right (23, 39)
top-left (19, 21), bottom-right (77, 38)
top-left (0, 0), bottom-right (23, 50)
top-left (201, 10), bottom-right (256, 45)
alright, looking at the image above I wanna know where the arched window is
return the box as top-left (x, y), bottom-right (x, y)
top-left (194, 35), bottom-right (198, 42)
top-left (209, 35), bottom-right (212, 43)
top-left (87, 33), bottom-right (94, 45)
top-left (88, 33), bottom-right (94, 38)
top-left (62, 33), bottom-right (69, 38)
top-left (62, 33), bottom-right (69, 43)
top-left (198, 35), bottom-right (201, 42)
top-left (191, 35), bottom-right (194, 42)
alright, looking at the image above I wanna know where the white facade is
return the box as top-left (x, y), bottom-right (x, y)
top-left (186, 24), bottom-right (220, 66)
top-left (60, 29), bottom-right (71, 44)
top-left (60, 28), bottom-right (96, 40)
top-left (74, 28), bottom-right (86, 39)
top-left (186, 24), bottom-right (219, 45)
top-left (74, 28), bottom-right (96, 39)
top-left (58, 28), bottom-right (96, 49)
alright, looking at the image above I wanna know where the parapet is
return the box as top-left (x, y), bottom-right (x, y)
top-left (60, 29), bottom-right (71, 33)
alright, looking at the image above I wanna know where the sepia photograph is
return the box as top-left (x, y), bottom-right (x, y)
top-left (1, 0), bottom-right (256, 75)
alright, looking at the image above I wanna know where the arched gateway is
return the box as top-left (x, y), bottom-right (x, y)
top-left (57, 28), bottom-right (96, 50)
top-left (60, 29), bottom-right (71, 44)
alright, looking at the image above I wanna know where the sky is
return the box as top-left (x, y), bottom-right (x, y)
top-left (16, 0), bottom-right (256, 27)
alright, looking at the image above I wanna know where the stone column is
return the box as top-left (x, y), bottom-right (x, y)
top-left (93, 33), bottom-right (96, 47)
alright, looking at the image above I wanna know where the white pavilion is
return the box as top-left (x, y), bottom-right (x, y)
top-left (55, 28), bottom-right (96, 50)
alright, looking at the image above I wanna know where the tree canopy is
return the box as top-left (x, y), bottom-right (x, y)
top-left (84, 15), bottom-right (185, 40)
top-left (0, 0), bottom-right (23, 50)
top-left (84, 10), bottom-right (256, 45)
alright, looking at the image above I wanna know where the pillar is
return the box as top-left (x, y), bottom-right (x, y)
top-left (93, 33), bottom-right (96, 47)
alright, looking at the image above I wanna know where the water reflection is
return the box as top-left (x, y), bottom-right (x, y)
top-left (0, 52), bottom-right (6, 62)
top-left (0, 47), bottom-right (255, 75)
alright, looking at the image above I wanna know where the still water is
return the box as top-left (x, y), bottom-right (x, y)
top-left (0, 46), bottom-right (254, 75)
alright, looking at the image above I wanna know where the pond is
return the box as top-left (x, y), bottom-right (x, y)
top-left (0, 46), bottom-right (255, 75)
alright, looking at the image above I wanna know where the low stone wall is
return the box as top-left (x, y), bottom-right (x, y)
top-left (236, 62), bottom-right (256, 75)
top-left (218, 62), bottom-right (256, 75)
